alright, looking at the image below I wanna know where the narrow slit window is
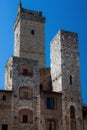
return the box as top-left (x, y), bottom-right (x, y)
top-left (70, 75), bottom-right (72, 85)
top-left (40, 84), bottom-right (43, 90)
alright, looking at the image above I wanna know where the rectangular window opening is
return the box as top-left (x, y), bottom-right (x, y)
top-left (2, 124), bottom-right (8, 130)
top-left (70, 75), bottom-right (72, 85)
top-left (31, 30), bottom-right (35, 35)
top-left (47, 98), bottom-right (55, 110)
top-left (23, 115), bottom-right (28, 123)
top-left (2, 95), bottom-right (6, 101)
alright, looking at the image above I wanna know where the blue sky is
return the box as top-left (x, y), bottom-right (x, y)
top-left (0, 0), bottom-right (87, 104)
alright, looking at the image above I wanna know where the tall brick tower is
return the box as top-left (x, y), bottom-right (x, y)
top-left (14, 2), bottom-right (45, 68)
top-left (51, 30), bottom-right (83, 130)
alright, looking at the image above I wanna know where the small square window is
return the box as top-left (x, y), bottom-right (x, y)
top-left (47, 98), bottom-right (55, 110)
top-left (31, 30), bottom-right (35, 35)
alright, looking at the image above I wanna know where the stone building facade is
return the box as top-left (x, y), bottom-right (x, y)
top-left (0, 2), bottom-right (87, 130)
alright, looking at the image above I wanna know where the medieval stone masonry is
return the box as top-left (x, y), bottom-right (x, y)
top-left (0, 2), bottom-right (87, 130)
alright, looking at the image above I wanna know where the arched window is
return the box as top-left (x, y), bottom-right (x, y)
top-left (19, 109), bottom-right (33, 123)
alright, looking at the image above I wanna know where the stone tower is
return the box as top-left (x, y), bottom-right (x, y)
top-left (5, 3), bottom-right (46, 90)
top-left (51, 30), bottom-right (83, 130)
top-left (1, 3), bottom-right (87, 130)
top-left (14, 2), bottom-right (45, 68)
top-left (4, 3), bottom-right (45, 130)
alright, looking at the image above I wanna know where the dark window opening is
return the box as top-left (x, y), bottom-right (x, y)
top-left (2, 95), bottom-right (6, 101)
top-left (40, 84), bottom-right (43, 90)
top-left (70, 106), bottom-right (75, 119)
top-left (23, 69), bottom-right (29, 76)
top-left (23, 115), bottom-right (28, 123)
top-left (47, 98), bottom-right (55, 110)
top-left (22, 69), bottom-right (33, 76)
top-left (2, 124), bottom-right (8, 130)
top-left (29, 12), bottom-right (33, 15)
top-left (31, 30), bottom-right (35, 35)
top-left (70, 75), bottom-right (72, 84)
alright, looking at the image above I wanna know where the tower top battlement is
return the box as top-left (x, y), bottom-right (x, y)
top-left (14, 2), bottom-right (45, 30)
